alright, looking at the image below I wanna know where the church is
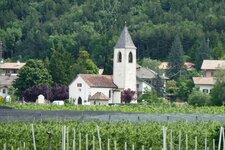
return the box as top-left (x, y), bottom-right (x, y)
top-left (69, 26), bottom-right (164, 105)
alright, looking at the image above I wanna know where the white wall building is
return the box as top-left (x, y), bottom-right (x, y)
top-left (193, 60), bottom-right (225, 94)
top-left (69, 74), bottom-right (116, 105)
top-left (0, 76), bottom-right (17, 98)
top-left (0, 61), bottom-right (25, 76)
top-left (193, 77), bottom-right (215, 93)
top-left (69, 26), bottom-right (166, 105)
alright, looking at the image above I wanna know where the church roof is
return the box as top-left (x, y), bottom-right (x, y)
top-left (114, 26), bottom-right (136, 49)
top-left (89, 92), bottom-right (109, 101)
top-left (79, 74), bottom-right (117, 88)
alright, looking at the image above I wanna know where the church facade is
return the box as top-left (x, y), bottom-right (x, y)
top-left (69, 26), bottom-right (153, 105)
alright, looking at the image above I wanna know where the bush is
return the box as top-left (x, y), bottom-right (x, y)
top-left (0, 96), bottom-right (4, 103)
top-left (188, 89), bottom-right (210, 106)
top-left (138, 88), bottom-right (167, 104)
top-left (23, 85), bottom-right (52, 102)
top-left (210, 82), bottom-right (225, 106)
top-left (23, 85), bottom-right (69, 102)
top-left (121, 89), bottom-right (135, 103)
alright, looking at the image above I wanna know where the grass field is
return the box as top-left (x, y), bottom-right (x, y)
top-left (2, 103), bottom-right (225, 114)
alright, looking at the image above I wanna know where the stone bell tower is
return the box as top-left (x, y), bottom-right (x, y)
top-left (113, 25), bottom-right (136, 92)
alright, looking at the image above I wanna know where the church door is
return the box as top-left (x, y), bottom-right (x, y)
top-left (78, 97), bottom-right (82, 105)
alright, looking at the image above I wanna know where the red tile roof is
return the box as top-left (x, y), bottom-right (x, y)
top-left (79, 74), bottom-right (117, 88)
top-left (0, 62), bottom-right (25, 69)
top-left (193, 77), bottom-right (215, 85)
top-left (159, 62), bottom-right (195, 70)
top-left (201, 60), bottom-right (225, 70)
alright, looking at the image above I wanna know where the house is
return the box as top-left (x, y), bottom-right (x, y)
top-left (201, 60), bottom-right (225, 77)
top-left (0, 60), bottom-right (25, 98)
top-left (0, 61), bottom-right (25, 76)
top-left (193, 60), bottom-right (225, 94)
top-left (136, 64), bottom-right (168, 96)
top-left (69, 25), bottom-right (167, 105)
top-left (158, 62), bottom-right (195, 70)
top-left (0, 76), bottom-right (17, 98)
top-left (193, 77), bottom-right (215, 93)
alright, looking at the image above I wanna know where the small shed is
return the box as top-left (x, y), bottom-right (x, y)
top-left (89, 92), bottom-right (109, 105)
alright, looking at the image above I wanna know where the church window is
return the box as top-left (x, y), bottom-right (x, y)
top-left (77, 83), bottom-right (82, 87)
top-left (128, 52), bottom-right (133, 63)
top-left (2, 89), bottom-right (6, 94)
top-left (118, 52), bottom-right (122, 62)
top-left (109, 90), bottom-right (111, 98)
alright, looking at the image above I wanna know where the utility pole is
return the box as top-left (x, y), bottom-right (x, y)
top-left (0, 41), bottom-right (3, 60)
top-left (47, 130), bottom-right (52, 150)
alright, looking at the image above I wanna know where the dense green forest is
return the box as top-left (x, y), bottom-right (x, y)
top-left (1, 0), bottom-right (225, 74)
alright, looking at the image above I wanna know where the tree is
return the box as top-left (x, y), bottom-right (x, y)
top-left (211, 41), bottom-right (225, 60)
top-left (121, 88), bottom-right (135, 103)
top-left (138, 88), bottom-right (158, 104)
top-left (188, 88), bottom-right (210, 106)
top-left (195, 37), bottom-right (211, 70)
top-left (210, 67), bottom-right (225, 105)
top-left (166, 35), bottom-right (184, 80)
top-left (52, 85), bottom-right (69, 101)
top-left (76, 50), bottom-right (99, 74)
top-left (49, 46), bottom-right (77, 85)
top-left (165, 80), bottom-right (178, 101)
top-left (141, 58), bottom-right (162, 74)
top-left (177, 77), bottom-right (194, 101)
top-left (152, 74), bottom-right (165, 97)
top-left (13, 60), bottom-right (52, 97)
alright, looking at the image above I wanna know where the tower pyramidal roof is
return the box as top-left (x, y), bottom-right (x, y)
top-left (114, 26), bottom-right (136, 49)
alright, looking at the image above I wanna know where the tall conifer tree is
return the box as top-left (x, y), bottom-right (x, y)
top-left (195, 37), bottom-right (211, 70)
top-left (49, 46), bottom-right (77, 85)
top-left (167, 35), bottom-right (184, 80)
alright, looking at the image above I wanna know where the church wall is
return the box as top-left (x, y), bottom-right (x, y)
top-left (112, 90), bottom-right (121, 103)
top-left (69, 76), bottom-right (90, 105)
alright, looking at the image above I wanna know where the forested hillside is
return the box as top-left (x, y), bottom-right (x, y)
top-left (1, 0), bottom-right (225, 73)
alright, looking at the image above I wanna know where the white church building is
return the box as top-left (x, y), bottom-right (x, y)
top-left (69, 26), bottom-right (163, 105)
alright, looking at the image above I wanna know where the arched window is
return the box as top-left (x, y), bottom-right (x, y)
top-left (128, 52), bottom-right (133, 63)
top-left (117, 52), bottom-right (122, 62)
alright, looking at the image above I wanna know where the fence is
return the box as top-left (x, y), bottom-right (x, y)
top-left (1, 109), bottom-right (225, 122)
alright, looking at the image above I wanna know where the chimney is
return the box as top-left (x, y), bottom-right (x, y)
top-left (17, 60), bottom-right (20, 65)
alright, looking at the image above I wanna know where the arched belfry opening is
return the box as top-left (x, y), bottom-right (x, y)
top-left (128, 52), bottom-right (133, 63)
top-left (118, 51), bottom-right (122, 62)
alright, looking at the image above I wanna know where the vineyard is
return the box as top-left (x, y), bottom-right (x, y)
top-left (2, 104), bottom-right (225, 149)
top-left (3, 103), bottom-right (225, 114)
top-left (1, 121), bottom-right (225, 150)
